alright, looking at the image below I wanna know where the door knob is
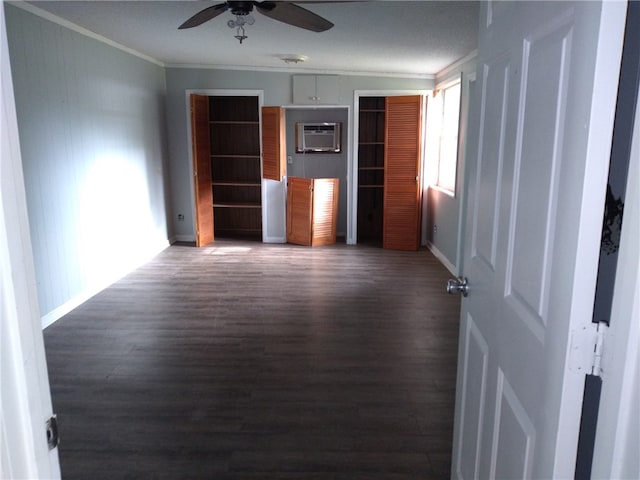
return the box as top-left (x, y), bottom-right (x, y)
top-left (447, 277), bottom-right (469, 297)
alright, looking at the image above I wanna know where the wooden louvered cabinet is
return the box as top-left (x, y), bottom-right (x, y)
top-left (383, 95), bottom-right (424, 251)
top-left (286, 177), bottom-right (339, 247)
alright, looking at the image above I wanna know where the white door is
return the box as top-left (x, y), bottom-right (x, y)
top-left (451, 2), bottom-right (627, 479)
top-left (1, 4), bottom-right (60, 478)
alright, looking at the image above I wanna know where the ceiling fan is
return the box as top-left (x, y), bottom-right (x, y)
top-left (179, 1), bottom-right (334, 43)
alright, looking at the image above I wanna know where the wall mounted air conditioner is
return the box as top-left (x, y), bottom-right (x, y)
top-left (295, 122), bottom-right (342, 153)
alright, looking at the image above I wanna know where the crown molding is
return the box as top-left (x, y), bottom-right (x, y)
top-left (436, 49), bottom-right (478, 81)
top-left (165, 62), bottom-right (435, 80)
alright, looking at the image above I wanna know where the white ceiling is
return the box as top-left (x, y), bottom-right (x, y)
top-left (24, 0), bottom-right (480, 78)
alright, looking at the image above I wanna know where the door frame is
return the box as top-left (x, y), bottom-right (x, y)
top-left (591, 31), bottom-right (640, 476)
top-left (351, 90), bottom-right (431, 245)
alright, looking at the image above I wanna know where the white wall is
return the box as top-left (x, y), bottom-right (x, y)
top-left (164, 67), bottom-right (433, 243)
top-left (5, 4), bottom-right (171, 326)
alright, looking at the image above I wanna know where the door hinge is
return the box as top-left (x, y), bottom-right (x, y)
top-left (568, 320), bottom-right (608, 376)
top-left (591, 321), bottom-right (608, 377)
top-left (45, 414), bottom-right (59, 450)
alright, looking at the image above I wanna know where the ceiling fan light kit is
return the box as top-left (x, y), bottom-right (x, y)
top-left (179, 1), bottom-right (334, 44)
top-left (227, 13), bottom-right (254, 43)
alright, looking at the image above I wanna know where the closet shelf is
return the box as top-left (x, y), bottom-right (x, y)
top-left (210, 120), bottom-right (259, 125)
top-left (212, 181), bottom-right (261, 187)
top-left (213, 203), bottom-right (262, 209)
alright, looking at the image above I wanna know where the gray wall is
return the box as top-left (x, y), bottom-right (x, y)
top-left (286, 108), bottom-right (348, 236)
top-left (5, 4), bottom-right (170, 324)
top-left (425, 56), bottom-right (477, 274)
top-left (164, 67), bottom-right (432, 243)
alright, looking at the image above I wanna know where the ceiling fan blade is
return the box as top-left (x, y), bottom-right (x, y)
top-left (179, 2), bottom-right (229, 29)
top-left (256, 2), bottom-right (333, 32)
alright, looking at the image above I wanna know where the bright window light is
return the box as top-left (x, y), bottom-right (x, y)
top-left (437, 81), bottom-right (461, 194)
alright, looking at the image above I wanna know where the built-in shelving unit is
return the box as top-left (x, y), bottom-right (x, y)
top-left (209, 96), bottom-right (262, 239)
top-left (357, 96), bottom-right (385, 243)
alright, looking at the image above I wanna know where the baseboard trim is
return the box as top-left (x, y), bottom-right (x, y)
top-left (173, 234), bottom-right (195, 243)
top-left (41, 239), bottom-right (170, 329)
top-left (263, 236), bottom-right (286, 244)
top-left (41, 283), bottom-right (110, 329)
top-left (427, 242), bottom-right (458, 276)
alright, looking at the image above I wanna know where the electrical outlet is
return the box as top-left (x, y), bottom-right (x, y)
top-left (433, 225), bottom-right (437, 234)
top-left (287, 155), bottom-right (293, 164)
top-left (178, 214), bottom-right (184, 221)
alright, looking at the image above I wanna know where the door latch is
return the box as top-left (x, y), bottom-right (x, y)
top-left (447, 277), bottom-right (469, 297)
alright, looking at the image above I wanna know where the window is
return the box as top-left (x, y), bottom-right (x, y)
top-left (436, 81), bottom-right (461, 194)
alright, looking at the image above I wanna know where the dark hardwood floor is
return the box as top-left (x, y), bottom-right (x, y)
top-left (44, 240), bottom-right (461, 479)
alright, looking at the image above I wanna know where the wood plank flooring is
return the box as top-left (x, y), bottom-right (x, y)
top-left (43, 240), bottom-right (461, 479)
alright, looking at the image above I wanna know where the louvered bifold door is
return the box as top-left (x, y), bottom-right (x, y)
top-left (383, 95), bottom-right (424, 251)
top-left (261, 106), bottom-right (286, 181)
top-left (311, 178), bottom-right (339, 246)
top-left (190, 94), bottom-right (214, 247)
top-left (287, 176), bottom-right (313, 246)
